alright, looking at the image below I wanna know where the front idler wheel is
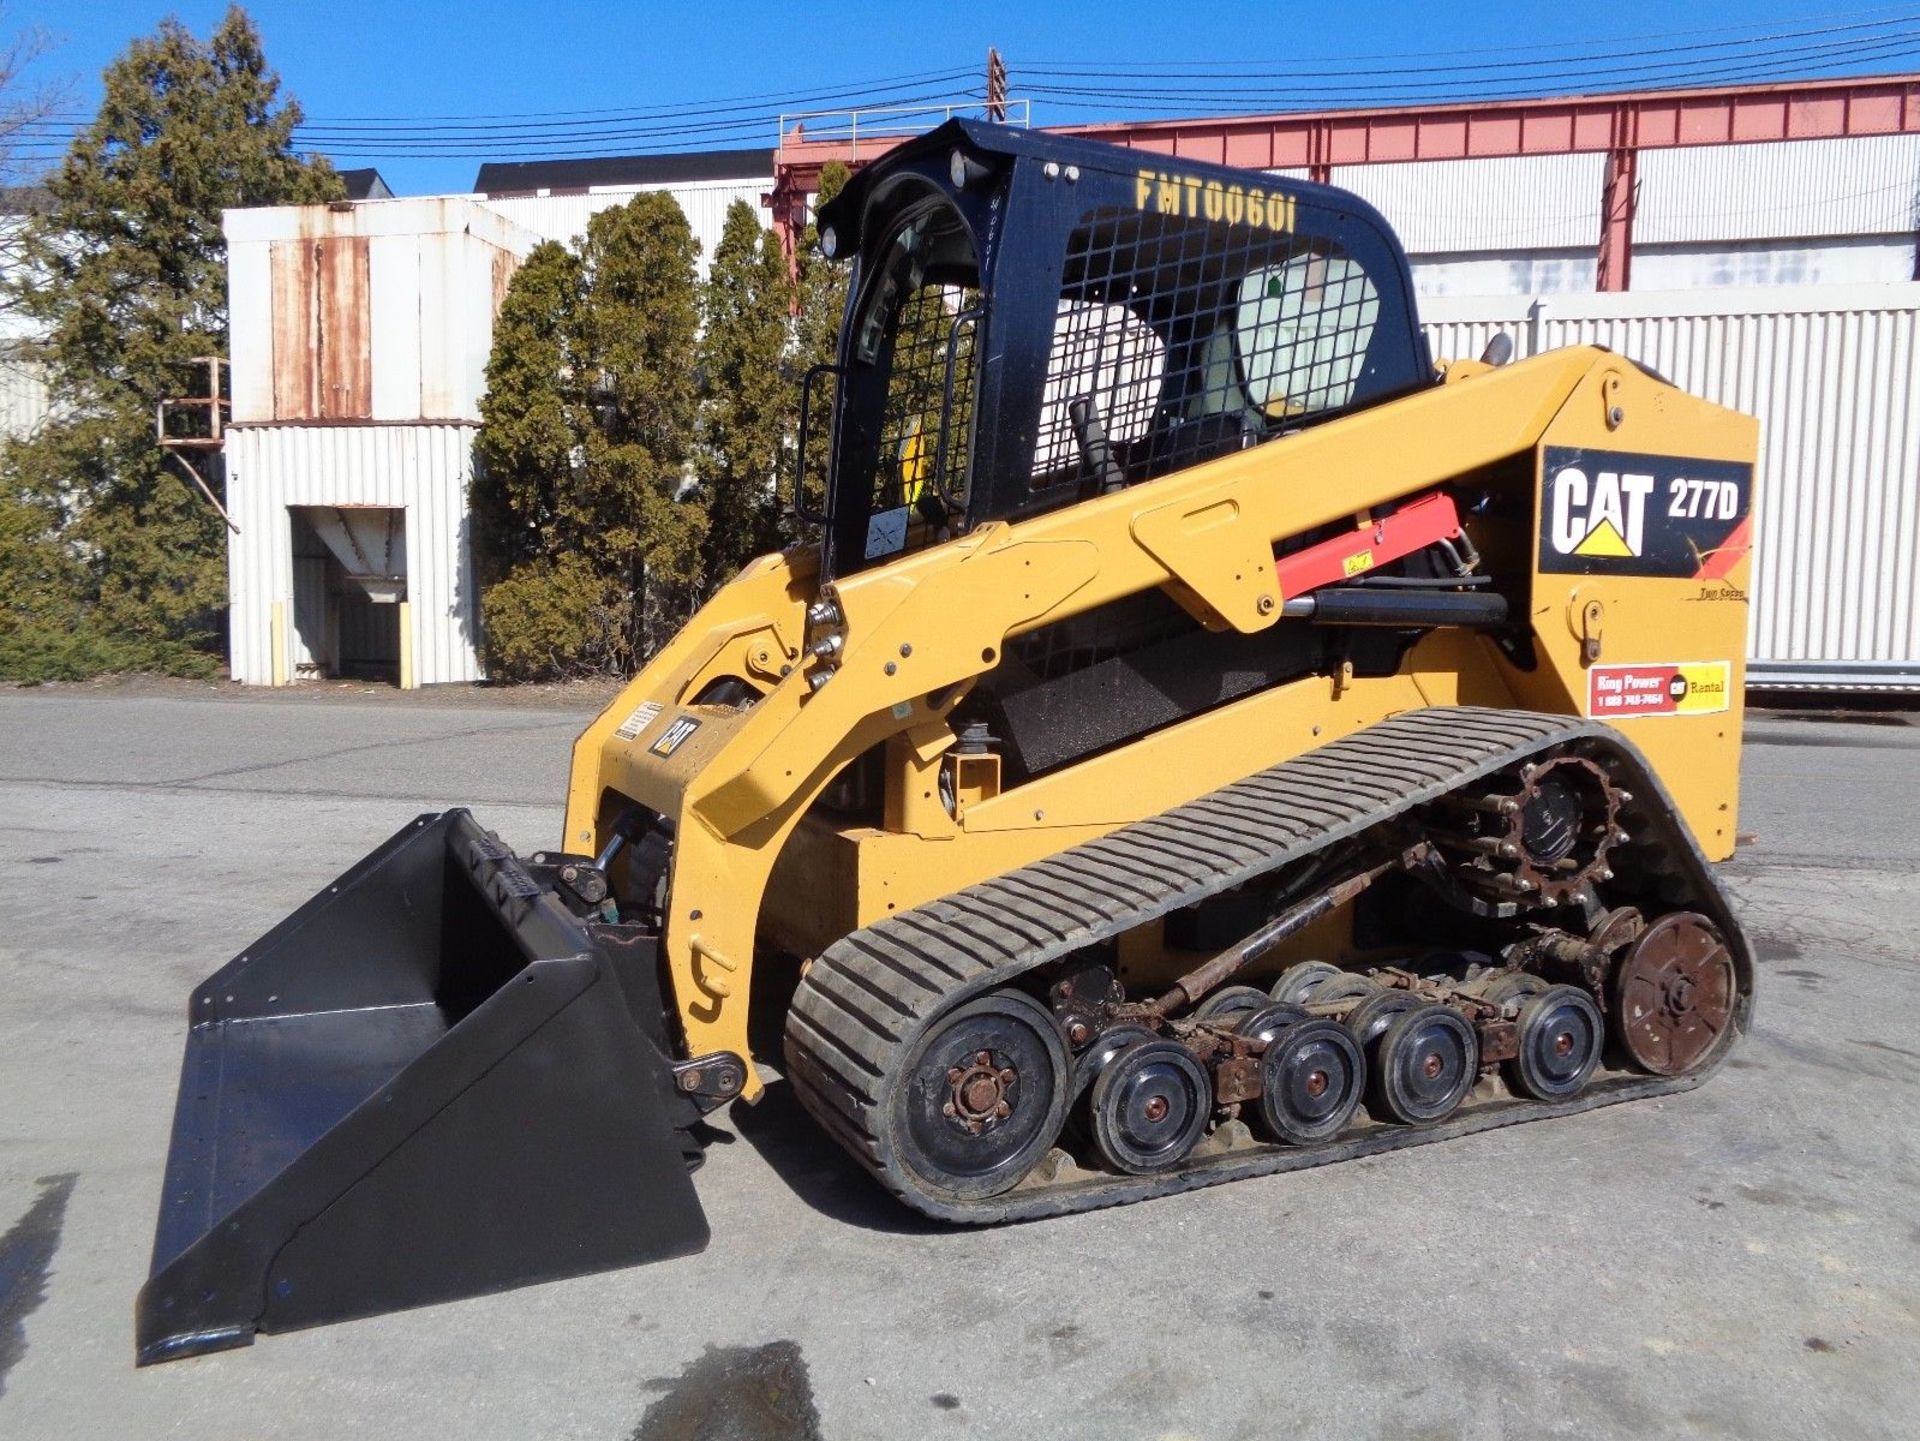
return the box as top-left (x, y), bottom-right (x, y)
top-left (1088, 1038), bottom-right (1212, 1175)
top-left (1369, 1004), bottom-right (1479, 1125)
top-left (891, 990), bottom-right (1070, 1201)
top-left (1507, 984), bottom-right (1604, 1100)
top-left (1257, 1018), bottom-right (1365, 1145)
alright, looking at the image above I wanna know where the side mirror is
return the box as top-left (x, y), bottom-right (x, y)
top-left (1479, 333), bottom-right (1515, 368)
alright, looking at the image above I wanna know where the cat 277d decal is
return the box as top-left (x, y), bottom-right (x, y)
top-left (1539, 447), bottom-right (1752, 579)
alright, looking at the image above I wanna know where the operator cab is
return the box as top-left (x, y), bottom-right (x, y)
top-left (807, 120), bottom-right (1431, 579)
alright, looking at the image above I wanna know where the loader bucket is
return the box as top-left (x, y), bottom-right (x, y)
top-left (134, 810), bottom-right (710, 1366)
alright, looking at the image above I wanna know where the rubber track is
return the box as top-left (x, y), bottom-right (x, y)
top-left (783, 706), bottom-right (1753, 1224)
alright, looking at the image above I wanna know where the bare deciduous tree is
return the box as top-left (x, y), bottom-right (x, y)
top-left (0, 15), bottom-right (70, 312)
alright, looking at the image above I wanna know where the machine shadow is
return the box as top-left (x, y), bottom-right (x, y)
top-left (726, 1078), bottom-right (949, 1238)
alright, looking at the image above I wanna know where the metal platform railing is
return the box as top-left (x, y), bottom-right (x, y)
top-left (778, 99), bottom-right (1030, 163)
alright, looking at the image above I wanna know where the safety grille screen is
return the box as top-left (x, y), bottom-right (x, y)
top-left (873, 282), bottom-right (979, 523)
top-left (1033, 207), bottom-right (1383, 490)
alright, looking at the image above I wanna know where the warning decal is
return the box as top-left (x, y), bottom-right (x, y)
top-left (1540, 447), bottom-right (1752, 578)
top-left (1588, 661), bottom-right (1731, 719)
top-left (614, 700), bottom-right (664, 742)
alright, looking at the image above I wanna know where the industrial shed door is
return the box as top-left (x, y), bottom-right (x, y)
top-left (338, 598), bottom-right (401, 678)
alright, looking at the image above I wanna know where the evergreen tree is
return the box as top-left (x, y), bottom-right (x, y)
top-left (578, 192), bottom-right (704, 661)
top-left (695, 200), bottom-right (791, 584)
top-left (0, 7), bottom-right (339, 677)
top-left (473, 241), bottom-right (584, 578)
top-left (473, 194), bottom-right (704, 680)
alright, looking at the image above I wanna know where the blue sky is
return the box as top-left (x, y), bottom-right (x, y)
top-left (15, 2), bottom-right (1920, 193)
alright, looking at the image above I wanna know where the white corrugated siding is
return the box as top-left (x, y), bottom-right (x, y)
top-left (1328, 137), bottom-right (1920, 298)
top-left (1421, 294), bottom-right (1537, 371)
top-left (0, 352), bottom-right (49, 439)
top-left (1638, 135), bottom-right (1920, 245)
top-left (1422, 283), bottom-right (1920, 688)
top-left (1632, 238), bottom-right (1917, 290)
top-left (225, 423), bottom-right (482, 686)
top-left (1333, 154), bottom-right (1606, 255)
top-left (478, 178), bottom-right (772, 277)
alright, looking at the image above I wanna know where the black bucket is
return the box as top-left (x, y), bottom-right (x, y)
top-left (135, 810), bottom-right (710, 1365)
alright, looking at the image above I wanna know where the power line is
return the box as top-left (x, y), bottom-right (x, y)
top-left (24, 65), bottom-right (983, 131)
top-left (272, 93), bottom-right (989, 159)
top-left (1014, 26), bottom-right (1920, 99)
top-left (1016, 42), bottom-right (1920, 116)
top-left (278, 66), bottom-right (982, 124)
top-left (290, 72), bottom-right (984, 136)
top-left (1018, 4), bottom-right (1920, 68)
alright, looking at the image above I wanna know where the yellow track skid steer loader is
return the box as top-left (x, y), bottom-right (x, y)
top-left (137, 121), bottom-right (1757, 1363)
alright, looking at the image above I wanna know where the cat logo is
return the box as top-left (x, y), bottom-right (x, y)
top-left (1548, 465), bottom-right (1655, 559)
top-left (1538, 447), bottom-right (1752, 579)
top-left (649, 716), bottom-right (701, 758)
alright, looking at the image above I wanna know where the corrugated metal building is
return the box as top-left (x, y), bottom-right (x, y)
top-left (223, 197), bottom-right (540, 687)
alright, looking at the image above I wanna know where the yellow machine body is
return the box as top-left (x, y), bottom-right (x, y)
top-left (563, 346), bottom-right (1756, 1094)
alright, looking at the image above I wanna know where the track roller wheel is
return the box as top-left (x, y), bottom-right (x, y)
top-left (1236, 1002), bottom-right (1309, 1048)
top-left (890, 990), bottom-right (1070, 1201)
top-left (1088, 1038), bottom-right (1212, 1175)
top-left (1257, 1019), bottom-right (1365, 1145)
top-left (1368, 1005), bottom-right (1479, 1126)
top-left (1304, 971), bottom-right (1378, 1007)
top-left (1475, 969), bottom-right (1549, 1010)
top-left (1507, 984), bottom-right (1604, 1100)
top-left (1610, 912), bottom-right (1737, 1076)
top-left (1342, 989), bottom-right (1421, 1049)
top-left (1270, 961), bottom-right (1340, 1006)
top-left (1193, 985), bottom-right (1272, 1024)
top-left (1068, 1022), bottom-right (1158, 1103)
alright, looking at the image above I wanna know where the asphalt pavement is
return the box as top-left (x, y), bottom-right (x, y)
top-left (1, 686), bottom-right (1916, 1440)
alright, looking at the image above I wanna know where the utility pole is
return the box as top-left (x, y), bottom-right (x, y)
top-left (986, 47), bottom-right (1007, 122)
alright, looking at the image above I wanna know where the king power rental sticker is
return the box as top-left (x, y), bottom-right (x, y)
top-left (1588, 661), bottom-right (1731, 719)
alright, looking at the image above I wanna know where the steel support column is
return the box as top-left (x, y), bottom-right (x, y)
top-left (763, 171), bottom-right (809, 287)
top-left (1597, 144), bottom-right (1639, 292)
